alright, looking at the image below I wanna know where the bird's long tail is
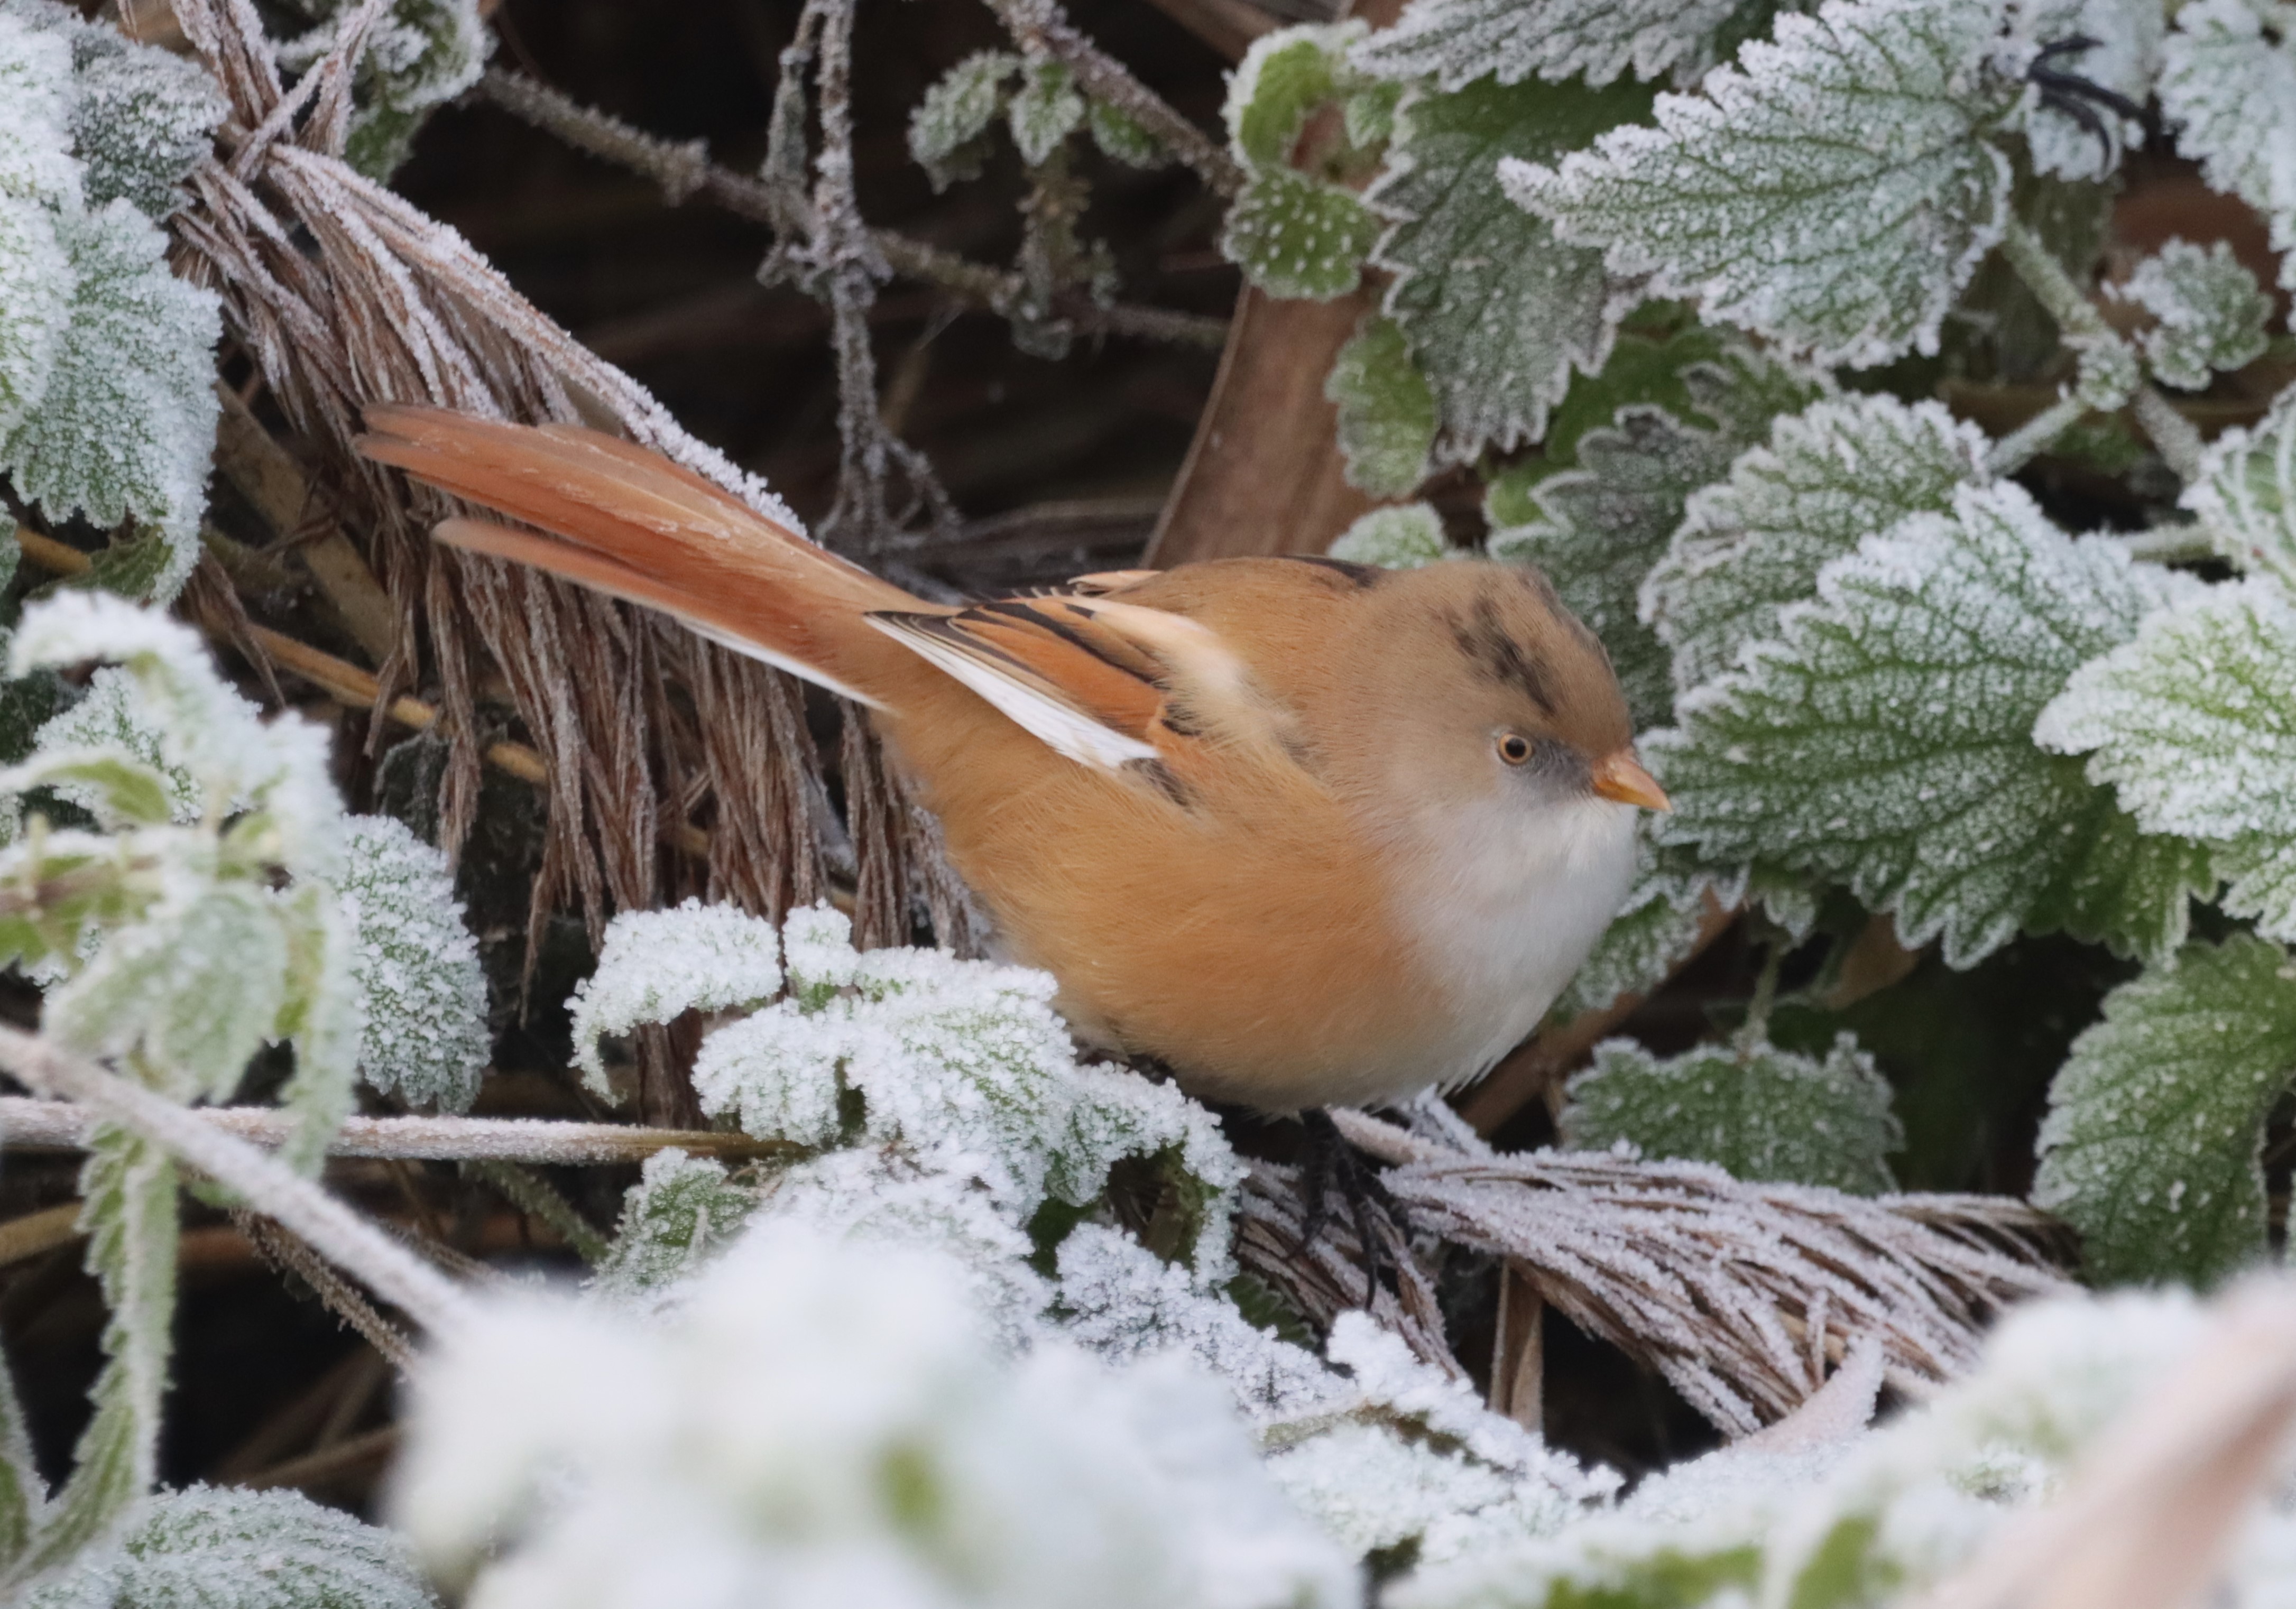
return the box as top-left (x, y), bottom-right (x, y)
top-left (356, 405), bottom-right (932, 708)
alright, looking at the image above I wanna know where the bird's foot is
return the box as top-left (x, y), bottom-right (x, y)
top-left (1297, 1108), bottom-right (1412, 1308)
top-left (2027, 36), bottom-right (2148, 163)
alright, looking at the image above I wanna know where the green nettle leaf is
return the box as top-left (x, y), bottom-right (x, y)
top-left (1562, 1032), bottom-right (1902, 1193)
top-left (0, 18), bottom-right (74, 442)
top-left (13, 1125), bottom-right (178, 1583)
top-left (2157, 0), bottom-right (2296, 292)
top-left (0, 1349), bottom-right (39, 1568)
top-left (590, 1150), bottom-right (762, 1302)
top-left (2183, 388), bottom-right (2296, 587)
top-left (1327, 502), bottom-right (1453, 569)
top-left (6, 752), bottom-right (173, 827)
top-left (1502, 0), bottom-right (2018, 367)
top-left (1221, 165), bottom-right (1382, 300)
top-left (20, 1484), bottom-right (439, 1609)
top-left (334, 814), bottom-right (490, 1114)
top-left (1370, 75), bottom-right (1652, 463)
top-left (909, 50), bottom-right (1020, 189)
top-left (2109, 239), bottom-right (2273, 391)
top-left (2033, 935), bottom-right (2296, 1286)
top-left (1650, 483), bottom-right (2212, 968)
top-left (2037, 581), bottom-right (2296, 944)
top-left (1643, 394), bottom-right (1990, 697)
top-left (1324, 313), bottom-right (1437, 496)
top-left (1085, 99), bottom-right (1163, 168)
top-left (1008, 59), bottom-right (1085, 168)
top-left (0, 201), bottom-right (222, 605)
top-left (1487, 317), bottom-right (1731, 493)
top-left (1351, 0), bottom-right (1765, 91)
top-left (1229, 25), bottom-right (1360, 168)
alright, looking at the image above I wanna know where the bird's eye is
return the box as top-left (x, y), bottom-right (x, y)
top-left (1497, 732), bottom-right (1534, 766)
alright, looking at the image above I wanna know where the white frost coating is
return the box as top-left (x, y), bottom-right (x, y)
top-left (1328, 502), bottom-right (1454, 570)
top-left (2183, 387), bottom-right (2296, 589)
top-left (588, 1148), bottom-right (760, 1308)
top-left (335, 815), bottom-right (489, 1113)
top-left (0, 17), bottom-right (73, 442)
top-left (1352, 0), bottom-right (1744, 90)
top-left (391, 1218), bottom-right (1356, 1609)
top-left (2109, 239), bottom-right (2273, 391)
top-left (908, 50), bottom-right (1021, 188)
top-left (1502, 0), bottom-right (2015, 368)
top-left (568, 898), bottom-right (782, 1093)
top-left (2159, 0), bottom-right (2296, 291)
top-left (31, 665), bottom-right (207, 824)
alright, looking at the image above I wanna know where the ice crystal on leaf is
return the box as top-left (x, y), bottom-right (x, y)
top-left (910, 51), bottom-right (1021, 189)
top-left (18, 1484), bottom-right (438, 1609)
top-left (275, 0), bottom-right (491, 178)
top-left (1370, 76), bottom-right (1650, 463)
top-left (2181, 387), bottom-right (2296, 588)
top-left (589, 1150), bottom-right (760, 1307)
top-left (1649, 484), bottom-right (2211, 968)
top-left (334, 815), bottom-right (488, 1113)
top-left (1325, 313), bottom-right (1437, 496)
top-left (31, 668), bottom-right (206, 825)
top-left (1642, 393), bottom-right (1990, 697)
top-left (0, 202), bottom-right (219, 604)
top-left (0, 14), bottom-right (79, 213)
top-left (2157, 0), bottom-right (2296, 292)
top-left (2032, 935), bottom-right (2296, 1286)
top-left (392, 1219), bottom-right (1356, 1609)
top-left (1008, 60), bottom-right (1085, 168)
top-left (1351, 0), bottom-right (1765, 91)
top-left (2009, 0), bottom-right (2160, 180)
top-left (1561, 1033), bottom-right (1902, 1194)
top-left (2039, 580), bottom-right (2296, 941)
top-left (1502, 0), bottom-right (2017, 368)
top-left (569, 898), bottom-right (782, 1093)
top-left (1329, 502), bottom-right (1453, 569)
top-left (2110, 239), bottom-right (2273, 390)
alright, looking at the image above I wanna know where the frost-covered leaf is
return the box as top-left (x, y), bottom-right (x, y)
top-left (2157, 0), bottom-right (2296, 291)
top-left (1650, 483), bottom-right (2211, 968)
top-left (910, 50), bottom-right (1020, 189)
top-left (1222, 165), bottom-right (1381, 300)
top-left (1328, 502), bottom-right (1452, 569)
top-left (0, 1350), bottom-right (36, 1568)
top-left (30, 668), bottom-right (205, 826)
top-left (1490, 405), bottom-right (1738, 728)
top-left (0, 202), bottom-right (220, 604)
top-left (1087, 99), bottom-right (1164, 168)
top-left (1487, 318), bottom-right (1734, 494)
top-left (1351, 0), bottom-right (1763, 91)
top-left (1562, 1033), bottom-right (1902, 1193)
top-left (2033, 935), bottom-right (2296, 1285)
top-left (2110, 239), bottom-right (2273, 390)
top-left (2037, 580), bottom-right (2296, 942)
top-left (0, 17), bottom-right (74, 442)
top-left (335, 815), bottom-right (488, 1113)
top-left (1502, 0), bottom-right (2017, 367)
top-left (2184, 386), bottom-right (2296, 588)
top-left (2010, 0), bottom-right (2160, 181)
top-left (1371, 76), bottom-right (1650, 462)
top-left (589, 1149), bottom-right (760, 1306)
top-left (0, 12), bottom-right (80, 212)
top-left (20, 1484), bottom-right (438, 1609)
top-left (1643, 394), bottom-right (1990, 696)
top-left (1009, 59), bottom-right (1085, 168)
top-left (1325, 313), bottom-right (1436, 496)
top-left (276, 0), bottom-right (492, 179)
top-left (568, 898), bottom-right (782, 1095)
top-left (1228, 24), bottom-right (1364, 168)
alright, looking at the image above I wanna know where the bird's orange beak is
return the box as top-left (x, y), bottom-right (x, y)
top-left (1591, 750), bottom-right (1671, 812)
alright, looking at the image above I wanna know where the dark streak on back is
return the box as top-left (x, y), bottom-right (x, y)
top-left (1280, 555), bottom-right (1386, 588)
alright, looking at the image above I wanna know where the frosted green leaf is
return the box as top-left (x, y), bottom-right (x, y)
top-left (31, 670), bottom-right (201, 825)
top-left (267, 881), bottom-right (358, 1176)
top-left (1325, 313), bottom-right (1436, 496)
top-left (0, 202), bottom-right (220, 604)
top-left (910, 50), bottom-right (1020, 188)
top-left (276, 0), bottom-right (491, 178)
top-left (10, 752), bottom-right (172, 828)
top-left (1342, 79), bottom-right (1403, 149)
top-left (1650, 483), bottom-right (2211, 968)
top-left (1552, 827), bottom-right (1715, 1017)
top-left (0, 14), bottom-right (80, 210)
top-left (1502, 0), bottom-right (2017, 367)
top-left (688, 1001), bottom-right (845, 1148)
top-left (336, 815), bottom-right (488, 1113)
top-left (2183, 387), bottom-right (2296, 588)
top-left (1490, 405), bottom-right (1738, 729)
top-left (1221, 164), bottom-right (1381, 301)
top-left (21, 1484), bottom-right (438, 1609)
top-left (1227, 23), bottom-right (1364, 169)
top-left (1371, 76), bottom-right (1650, 462)
top-left (2109, 239), bottom-right (2272, 390)
top-left (2036, 581), bottom-right (2296, 942)
top-left (589, 1149), bottom-right (760, 1304)
top-left (1351, 0), bottom-right (1758, 91)
top-left (1008, 59), bottom-right (1085, 168)
top-left (568, 898), bottom-right (782, 1095)
top-left (0, 1350), bottom-right (35, 1568)
top-left (1086, 99), bottom-right (1164, 168)
top-left (1643, 394), bottom-right (1990, 696)
top-left (2157, 0), bottom-right (2296, 291)
top-left (1487, 320), bottom-right (1732, 494)
top-left (1328, 502), bottom-right (1452, 569)
top-left (2011, 0), bottom-right (2160, 181)
top-left (0, 195), bottom-right (69, 442)
top-left (15, 1125), bottom-right (176, 1582)
top-left (1562, 1032), bottom-right (1901, 1193)
top-left (2033, 935), bottom-right (2296, 1286)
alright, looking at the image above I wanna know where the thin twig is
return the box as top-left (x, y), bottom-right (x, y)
top-left (0, 1096), bottom-right (801, 1166)
top-left (0, 1200), bottom-right (87, 1268)
top-left (232, 1207), bottom-right (418, 1370)
top-left (0, 1028), bottom-right (472, 1337)
top-left (462, 1158), bottom-right (612, 1264)
top-left (473, 69), bottom-right (1227, 349)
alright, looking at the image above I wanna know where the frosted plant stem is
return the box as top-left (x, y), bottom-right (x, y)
top-left (1986, 393), bottom-right (2089, 477)
top-left (2111, 525), bottom-right (2219, 565)
top-left (0, 1031), bottom-right (473, 1339)
top-left (462, 1160), bottom-right (612, 1264)
top-left (2131, 387), bottom-right (2208, 483)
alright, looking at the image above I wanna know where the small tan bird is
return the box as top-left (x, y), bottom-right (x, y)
top-left (358, 406), bottom-right (1669, 1115)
